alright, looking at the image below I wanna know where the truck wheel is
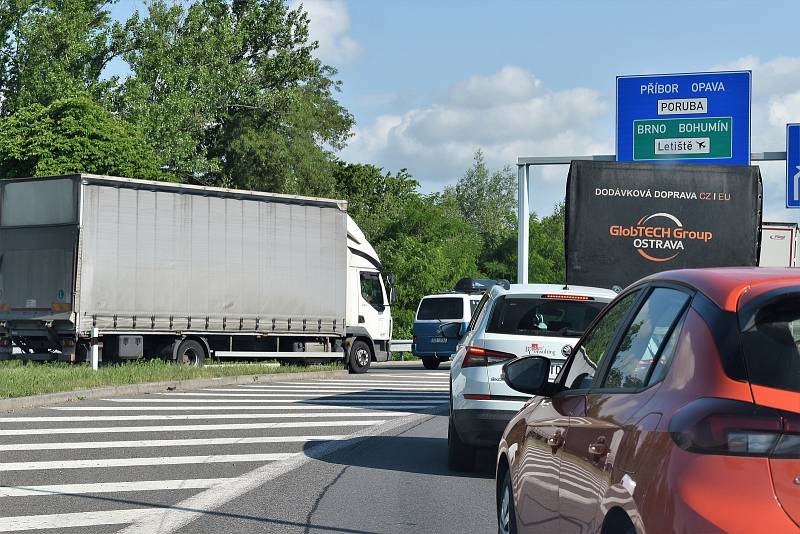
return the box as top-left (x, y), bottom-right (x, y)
top-left (448, 417), bottom-right (476, 472)
top-left (422, 358), bottom-right (441, 370)
top-left (348, 340), bottom-right (371, 374)
top-left (176, 339), bottom-right (205, 367)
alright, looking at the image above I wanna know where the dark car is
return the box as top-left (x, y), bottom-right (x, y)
top-left (496, 268), bottom-right (800, 534)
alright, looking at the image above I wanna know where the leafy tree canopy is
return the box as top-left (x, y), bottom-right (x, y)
top-left (444, 150), bottom-right (518, 280)
top-left (0, 94), bottom-right (163, 179)
top-left (0, 0), bottom-right (123, 114)
top-left (118, 0), bottom-right (353, 191)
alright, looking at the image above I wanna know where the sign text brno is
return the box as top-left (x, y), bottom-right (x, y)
top-left (617, 71), bottom-right (751, 165)
top-left (786, 123), bottom-right (800, 208)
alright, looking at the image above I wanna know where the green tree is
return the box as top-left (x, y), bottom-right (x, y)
top-left (0, 0), bottom-right (123, 114)
top-left (0, 94), bottom-right (163, 179)
top-left (331, 162), bottom-right (481, 337)
top-left (445, 150), bottom-right (518, 279)
top-left (117, 0), bottom-right (352, 190)
top-left (333, 161), bottom-right (418, 239)
top-left (529, 202), bottom-right (566, 283)
top-left (379, 194), bottom-right (483, 337)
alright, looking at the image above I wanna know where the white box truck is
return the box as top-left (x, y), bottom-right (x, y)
top-left (0, 175), bottom-right (394, 373)
top-left (759, 222), bottom-right (798, 267)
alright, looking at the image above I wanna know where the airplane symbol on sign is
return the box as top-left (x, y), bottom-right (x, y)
top-left (697, 141), bottom-right (707, 149)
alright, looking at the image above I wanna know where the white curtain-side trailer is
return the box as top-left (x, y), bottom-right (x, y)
top-left (0, 175), bottom-right (394, 373)
top-left (759, 222), bottom-right (799, 267)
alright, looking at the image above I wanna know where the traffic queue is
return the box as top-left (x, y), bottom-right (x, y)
top-left (410, 159), bottom-right (800, 533)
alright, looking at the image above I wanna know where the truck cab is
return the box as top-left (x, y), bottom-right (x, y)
top-left (345, 216), bottom-right (395, 372)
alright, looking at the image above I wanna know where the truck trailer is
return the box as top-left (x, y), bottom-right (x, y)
top-left (0, 174), bottom-right (394, 373)
top-left (759, 222), bottom-right (798, 267)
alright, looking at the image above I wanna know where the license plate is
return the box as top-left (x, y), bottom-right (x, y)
top-left (548, 364), bottom-right (563, 380)
top-left (430, 337), bottom-right (447, 343)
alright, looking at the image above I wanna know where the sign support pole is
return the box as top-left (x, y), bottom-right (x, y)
top-left (515, 151), bottom-right (786, 285)
top-left (517, 164), bottom-right (529, 284)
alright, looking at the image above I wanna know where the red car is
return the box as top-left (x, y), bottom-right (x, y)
top-left (496, 268), bottom-right (800, 534)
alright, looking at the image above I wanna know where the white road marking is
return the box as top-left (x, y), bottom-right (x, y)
top-left (51, 404), bottom-right (436, 411)
top-left (0, 478), bottom-right (232, 497)
top-left (154, 392), bottom-right (447, 398)
top-left (0, 453), bottom-right (297, 472)
top-left (272, 380), bottom-right (448, 387)
top-left (197, 388), bottom-right (448, 394)
top-left (0, 420), bottom-right (386, 436)
top-left (0, 509), bottom-right (158, 532)
top-left (118, 409), bottom-right (435, 534)
top-left (240, 384), bottom-right (448, 390)
top-left (366, 373), bottom-right (448, 377)
top-left (0, 411), bottom-right (410, 423)
top-left (101, 397), bottom-right (444, 403)
top-left (0, 434), bottom-right (346, 452)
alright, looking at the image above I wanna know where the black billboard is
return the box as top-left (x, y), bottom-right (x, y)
top-left (565, 161), bottom-right (762, 290)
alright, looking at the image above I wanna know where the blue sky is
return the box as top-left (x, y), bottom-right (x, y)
top-left (110, 0), bottom-right (800, 220)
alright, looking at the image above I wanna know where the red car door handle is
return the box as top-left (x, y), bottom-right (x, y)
top-left (589, 442), bottom-right (608, 455)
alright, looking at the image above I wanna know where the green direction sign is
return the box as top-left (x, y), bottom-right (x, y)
top-left (632, 117), bottom-right (732, 160)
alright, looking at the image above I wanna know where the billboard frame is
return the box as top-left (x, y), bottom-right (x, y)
top-left (516, 151), bottom-right (786, 284)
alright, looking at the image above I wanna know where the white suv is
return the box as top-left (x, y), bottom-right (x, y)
top-left (447, 283), bottom-right (617, 470)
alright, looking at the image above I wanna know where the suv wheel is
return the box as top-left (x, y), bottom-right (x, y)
top-left (448, 417), bottom-right (476, 471)
top-left (422, 357), bottom-right (440, 370)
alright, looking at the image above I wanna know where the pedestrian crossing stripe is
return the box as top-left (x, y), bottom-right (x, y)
top-left (0, 419), bottom-right (387, 436)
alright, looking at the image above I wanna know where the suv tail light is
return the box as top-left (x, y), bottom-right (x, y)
top-left (0, 338), bottom-right (10, 347)
top-left (462, 346), bottom-right (515, 368)
top-left (669, 397), bottom-right (800, 458)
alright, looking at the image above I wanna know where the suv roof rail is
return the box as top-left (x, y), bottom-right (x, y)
top-left (454, 278), bottom-right (510, 294)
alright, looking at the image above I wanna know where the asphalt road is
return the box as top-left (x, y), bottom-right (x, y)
top-left (0, 364), bottom-right (497, 533)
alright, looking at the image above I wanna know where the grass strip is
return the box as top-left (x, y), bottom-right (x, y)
top-left (0, 359), bottom-right (343, 399)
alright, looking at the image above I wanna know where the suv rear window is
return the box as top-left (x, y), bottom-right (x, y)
top-left (486, 295), bottom-right (607, 337)
top-left (741, 297), bottom-right (800, 393)
top-left (416, 297), bottom-right (463, 320)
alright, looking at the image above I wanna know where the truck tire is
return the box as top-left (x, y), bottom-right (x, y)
top-left (348, 340), bottom-right (371, 374)
top-left (448, 417), bottom-right (476, 472)
top-left (422, 357), bottom-right (440, 370)
top-left (176, 339), bottom-right (205, 367)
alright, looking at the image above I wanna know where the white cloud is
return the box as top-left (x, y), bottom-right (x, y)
top-left (290, 0), bottom-right (360, 64)
top-left (343, 59), bottom-right (800, 219)
top-left (714, 56), bottom-right (800, 222)
top-left (341, 65), bottom-right (609, 210)
top-left (714, 56), bottom-right (800, 150)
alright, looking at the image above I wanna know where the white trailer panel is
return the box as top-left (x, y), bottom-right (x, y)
top-left (77, 176), bottom-right (347, 334)
top-left (759, 222), bottom-right (798, 267)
